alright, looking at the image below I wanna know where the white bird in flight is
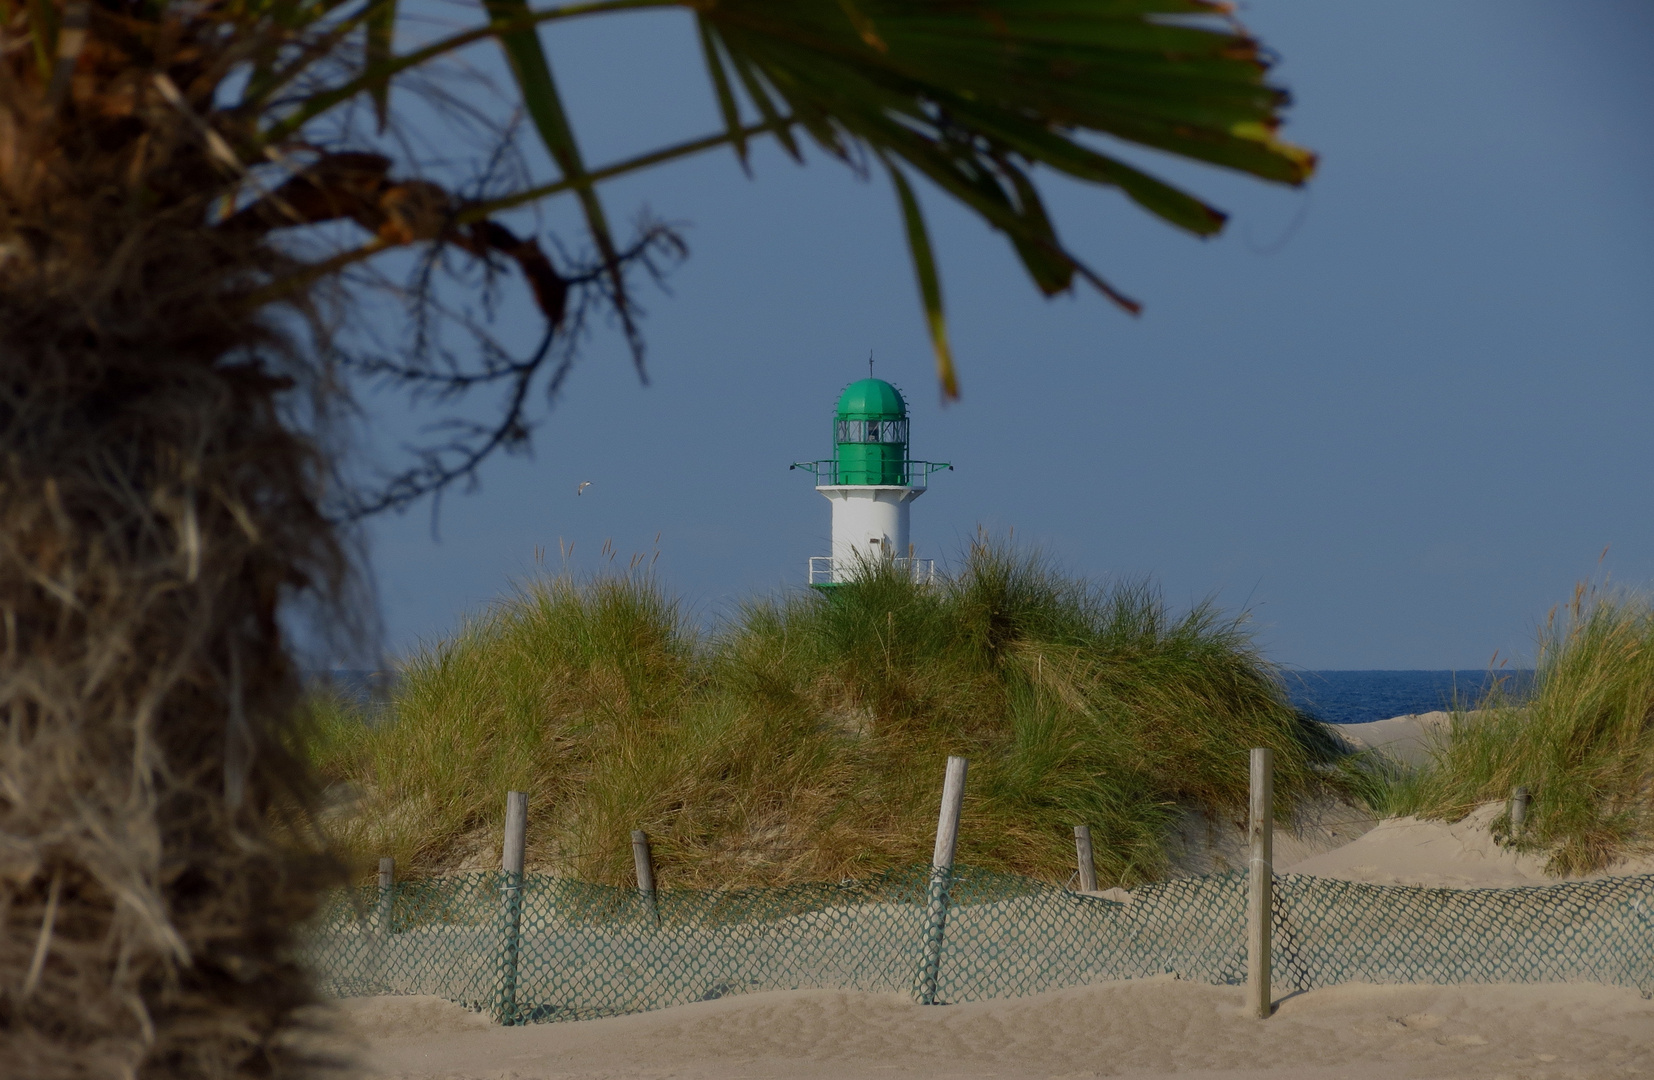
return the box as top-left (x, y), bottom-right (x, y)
top-left (576, 481), bottom-right (592, 496)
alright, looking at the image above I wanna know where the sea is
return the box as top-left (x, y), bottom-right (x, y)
top-left (1286, 670), bottom-right (1533, 726)
top-left (316, 668), bottom-right (1533, 727)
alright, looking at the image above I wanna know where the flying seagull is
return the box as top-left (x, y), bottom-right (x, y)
top-left (577, 481), bottom-right (592, 496)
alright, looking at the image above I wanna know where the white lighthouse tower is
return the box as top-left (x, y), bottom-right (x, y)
top-left (792, 377), bottom-right (950, 586)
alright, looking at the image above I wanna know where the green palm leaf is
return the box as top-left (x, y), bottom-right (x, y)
top-left (484, 0), bottom-right (634, 356)
top-left (694, 0), bottom-right (1313, 394)
top-left (885, 158), bottom-right (956, 397)
top-left (25, 0), bottom-right (57, 79)
top-left (697, 17), bottom-right (751, 167)
top-left (365, 0), bottom-right (397, 132)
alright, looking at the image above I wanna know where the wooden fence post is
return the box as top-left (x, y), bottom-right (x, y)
top-left (1247, 748), bottom-right (1273, 1020)
top-left (1073, 826), bottom-right (1098, 892)
top-left (376, 856), bottom-right (395, 934)
top-left (916, 755), bottom-right (968, 1005)
top-left (495, 790), bottom-right (528, 1025)
top-left (1510, 786), bottom-right (1531, 839)
top-left (632, 829), bottom-right (659, 926)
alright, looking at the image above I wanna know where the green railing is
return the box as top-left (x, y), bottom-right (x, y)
top-left (790, 459), bottom-right (952, 488)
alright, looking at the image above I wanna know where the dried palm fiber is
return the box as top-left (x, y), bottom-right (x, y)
top-left (1, 7), bottom-right (350, 1078)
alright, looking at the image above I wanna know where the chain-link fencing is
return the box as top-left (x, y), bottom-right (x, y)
top-left (300, 866), bottom-right (1654, 1024)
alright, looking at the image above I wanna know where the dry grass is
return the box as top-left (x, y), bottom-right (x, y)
top-left (1396, 585), bottom-right (1654, 874)
top-left (311, 540), bottom-right (1343, 890)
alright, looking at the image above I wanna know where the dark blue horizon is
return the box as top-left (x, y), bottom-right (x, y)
top-left (315, 667), bottom-right (1537, 728)
top-left (1287, 669), bottom-right (1533, 726)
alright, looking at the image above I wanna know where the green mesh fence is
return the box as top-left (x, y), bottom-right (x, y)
top-left (301, 868), bottom-right (1654, 1024)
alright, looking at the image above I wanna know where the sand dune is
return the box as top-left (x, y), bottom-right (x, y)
top-left (1284, 800), bottom-right (1654, 887)
top-left (1171, 711), bottom-right (1654, 888)
top-left (1164, 796), bottom-right (1379, 879)
top-left (1287, 711), bottom-right (1654, 886)
top-left (1333, 710), bottom-right (1459, 768)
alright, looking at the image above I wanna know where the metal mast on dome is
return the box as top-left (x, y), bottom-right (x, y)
top-left (790, 374), bottom-right (951, 587)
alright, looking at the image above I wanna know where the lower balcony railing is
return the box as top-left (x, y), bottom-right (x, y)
top-left (808, 556), bottom-right (936, 587)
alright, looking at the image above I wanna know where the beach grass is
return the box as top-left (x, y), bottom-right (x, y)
top-left (1395, 585), bottom-right (1654, 874)
top-left (307, 538), bottom-right (1343, 888)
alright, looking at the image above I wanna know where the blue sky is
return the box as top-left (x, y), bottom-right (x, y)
top-left (343, 2), bottom-right (1654, 671)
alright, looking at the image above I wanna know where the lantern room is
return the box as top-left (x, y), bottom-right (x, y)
top-left (834, 378), bottom-right (910, 485)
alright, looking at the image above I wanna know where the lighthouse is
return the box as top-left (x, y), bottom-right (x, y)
top-left (792, 377), bottom-right (951, 586)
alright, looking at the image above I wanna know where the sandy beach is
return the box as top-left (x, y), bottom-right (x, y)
top-left (322, 712), bottom-right (1654, 1080)
top-left (332, 978), bottom-right (1653, 1080)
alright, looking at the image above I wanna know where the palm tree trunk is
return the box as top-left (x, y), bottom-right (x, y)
top-left (1, 36), bottom-right (343, 1080)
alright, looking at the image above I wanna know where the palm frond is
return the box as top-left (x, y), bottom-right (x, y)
top-left (482, 0), bottom-right (642, 367)
top-left (364, 0), bottom-right (398, 131)
top-left (884, 158), bottom-right (956, 397)
top-left (688, 0), bottom-right (1310, 374)
top-left (700, 1), bottom-right (1307, 258)
top-left (245, 0), bottom-right (1312, 395)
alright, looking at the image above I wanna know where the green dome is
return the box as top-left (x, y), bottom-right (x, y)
top-left (836, 378), bottom-right (907, 420)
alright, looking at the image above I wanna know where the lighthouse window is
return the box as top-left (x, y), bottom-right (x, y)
top-left (836, 419), bottom-right (909, 444)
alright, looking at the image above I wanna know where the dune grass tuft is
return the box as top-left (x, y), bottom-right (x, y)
top-left (1396, 585), bottom-right (1654, 874)
top-left (310, 539), bottom-right (1343, 888)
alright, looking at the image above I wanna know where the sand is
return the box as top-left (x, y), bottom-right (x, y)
top-left (1165, 797), bottom-right (1380, 879)
top-left (1172, 712), bottom-right (1654, 888)
top-left (1332, 710), bottom-right (1459, 769)
top-left (1282, 711), bottom-right (1654, 886)
top-left (1283, 800), bottom-right (1654, 887)
top-left (328, 979), bottom-right (1654, 1080)
top-left (325, 712), bottom-right (1654, 1079)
